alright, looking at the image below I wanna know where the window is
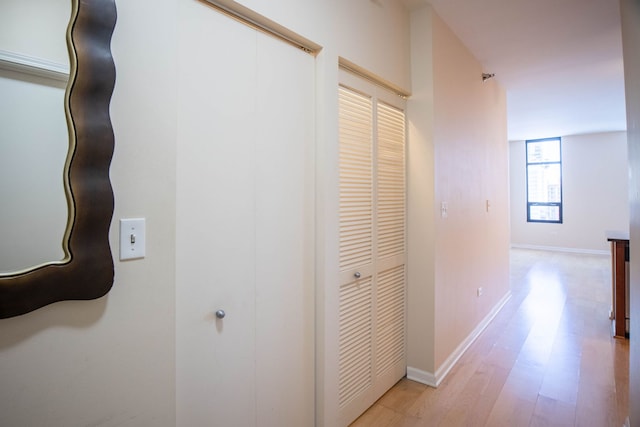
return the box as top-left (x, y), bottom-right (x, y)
top-left (526, 137), bottom-right (562, 223)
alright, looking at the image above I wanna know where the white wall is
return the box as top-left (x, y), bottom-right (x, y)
top-left (407, 3), bottom-right (437, 381)
top-left (234, 0), bottom-right (411, 93)
top-left (510, 131), bottom-right (629, 252)
top-left (620, 0), bottom-right (640, 424)
top-left (0, 0), bottom-right (178, 425)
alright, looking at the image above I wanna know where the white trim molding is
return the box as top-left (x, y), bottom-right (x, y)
top-left (407, 291), bottom-right (512, 388)
top-left (510, 243), bottom-right (608, 256)
top-left (202, 0), bottom-right (322, 56)
top-left (0, 50), bottom-right (69, 82)
top-left (406, 366), bottom-right (437, 387)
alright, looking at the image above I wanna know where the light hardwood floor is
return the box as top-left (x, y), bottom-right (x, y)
top-left (351, 249), bottom-right (629, 427)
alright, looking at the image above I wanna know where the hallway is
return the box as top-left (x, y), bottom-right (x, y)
top-left (352, 249), bottom-right (629, 426)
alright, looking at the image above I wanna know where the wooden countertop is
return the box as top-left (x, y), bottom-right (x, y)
top-left (606, 230), bottom-right (630, 242)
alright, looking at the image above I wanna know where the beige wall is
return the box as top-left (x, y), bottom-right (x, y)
top-left (407, 5), bottom-right (510, 381)
top-left (431, 9), bottom-right (510, 371)
top-left (510, 131), bottom-right (629, 253)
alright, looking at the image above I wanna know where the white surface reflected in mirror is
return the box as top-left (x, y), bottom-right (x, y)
top-left (0, 0), bottom-right (71, 274)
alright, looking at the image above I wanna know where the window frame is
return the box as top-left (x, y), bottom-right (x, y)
top-left (525, 137), bottom-right (563, 224)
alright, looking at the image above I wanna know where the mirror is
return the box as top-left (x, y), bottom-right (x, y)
top-left (0, 0), bottom-right (116, 318)
top-left (0, 0), bottom-right (71, 274)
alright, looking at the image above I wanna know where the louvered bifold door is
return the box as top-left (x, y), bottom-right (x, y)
top-left (337, 78), bottom-right (407, 426)
top-left (338, 87), bottom-right (373, 273)
top-left (373, 101), bottom-right (406, 398)
top-left (338, 86), bottom-right (375, 423)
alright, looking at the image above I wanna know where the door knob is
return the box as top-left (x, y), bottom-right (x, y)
top-left (215, 309), bottom-right (226, 319)
top-left (354, 271), bottom-right (361, 279)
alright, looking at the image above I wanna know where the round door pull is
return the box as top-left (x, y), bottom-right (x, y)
top-left (354, 272), bottom-right (361, 279)
top-left (215, 310), bottom-right (226, 319)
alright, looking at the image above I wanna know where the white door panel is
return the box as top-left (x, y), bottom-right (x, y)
top-left (177, 7), bottom-right (256, 427)
top-left (254, 34), bottom-right (315, 426)
top-left (176, 3), bottom-right (314, 426)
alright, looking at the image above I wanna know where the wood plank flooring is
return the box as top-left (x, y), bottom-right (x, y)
top-left (351, 249), bottom-right (629, 427)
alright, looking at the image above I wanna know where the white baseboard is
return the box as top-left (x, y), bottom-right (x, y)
top-left (510, 243), bottom-right (608, 256)
top-left (406, 366), bottom-right (437, 387)
top-left (407, 291), bottom-right (512, 388)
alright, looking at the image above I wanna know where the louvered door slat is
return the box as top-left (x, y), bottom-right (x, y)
top-left (338, 278), bottom-right (373, 407)
top-left (375, 265), bottom-right (405, 376)
top-left (373, 101), bottom-right (406, 393)
top-left (376, 102), bottom-right (405, 260)
top-left (339, 87), bottom-right (373, 271)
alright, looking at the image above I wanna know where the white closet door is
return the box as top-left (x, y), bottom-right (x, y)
top-left (337, 87), bottom-right (375, 417)
top-left (176, 2), bottom-right (314, 426)
top-left (254, 31), bottom-right (315, 427)
top-left (372, 99), bottom-right (406, 398)
top-left (337, 71), bottom-right (407, 426)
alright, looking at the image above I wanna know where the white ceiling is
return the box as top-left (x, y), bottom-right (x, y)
top-left (412, 0), bottom-right (627, 141)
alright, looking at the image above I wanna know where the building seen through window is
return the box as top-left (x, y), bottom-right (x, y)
top-left (526, 137), bottom-right (562, 223)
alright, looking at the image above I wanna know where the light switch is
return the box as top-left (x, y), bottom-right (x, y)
top-left (120, 218), bottom-right (146, 260)
top-left (441, 202), bottom-right (448, 218)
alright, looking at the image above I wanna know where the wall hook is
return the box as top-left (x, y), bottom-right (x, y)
top-left (482, 73), bottom-right (495, 82)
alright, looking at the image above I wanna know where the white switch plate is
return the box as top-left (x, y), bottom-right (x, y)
top-left (120, 218), bottom-right (146, 260)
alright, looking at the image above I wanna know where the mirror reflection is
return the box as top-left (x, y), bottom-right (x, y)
top-left (0, 0), bottom-right (71, 274)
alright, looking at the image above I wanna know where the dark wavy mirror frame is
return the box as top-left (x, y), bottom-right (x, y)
top-left (0, 0), bottom-right (116, 318)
